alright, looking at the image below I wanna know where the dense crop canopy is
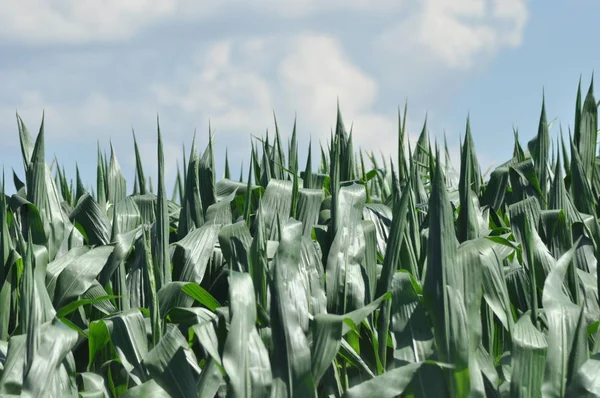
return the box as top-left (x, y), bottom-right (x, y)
top-left (1, 79), bottom-right (600, 397)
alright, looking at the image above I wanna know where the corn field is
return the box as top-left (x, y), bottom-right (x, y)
top-left (0, 78), bottom-right (599, 398)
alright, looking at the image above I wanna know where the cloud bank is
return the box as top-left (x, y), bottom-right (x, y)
top-left (0, 0), bottom-right (528, 188)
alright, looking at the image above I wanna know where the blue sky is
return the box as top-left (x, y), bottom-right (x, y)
top-left (0, 0), bottom-right (598, 193)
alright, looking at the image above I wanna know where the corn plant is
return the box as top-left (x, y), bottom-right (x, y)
top-left (0, 78), bottom-right (600, 397)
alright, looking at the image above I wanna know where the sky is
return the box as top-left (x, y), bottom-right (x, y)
top-left (0, 0), bottom-right (598, 195)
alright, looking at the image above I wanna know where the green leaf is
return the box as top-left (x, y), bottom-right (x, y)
top-left (21, 318), bottom-right (79, 397)
top-left (99, 226), bottom-right (141, 288)
top-left (120, 380), bottom-right (169, 398)
top-left (142, 324), bottom-right (200, 398)
top-left (157, 282), bottom-right (195, 318)
top-left (102, 309), bottom-right (149, 385)
top-left (142, 225), bottom-right (162, 347)
top-left (361, 220), bottom-right (378, 304)
top-left (81, 280), bottom-right (119, 315)
top-left (16, 113), bottom-right (34, 172)
top-left (475, 238), bottom-right (514, 332)
top-left (107, 143), bottom-right (127, 205)
top-left (289, 117), bottom-right (299, 175)
top-left (249, 214), bottom-right (269, 309)
top-left (178, 136), bottom-right (204, 238)
top-left (0, 269), bottom-right (12, 340)
top-left (196, 357), bottom-right (226, 398)
top-left (155, 121), bottom-right (171, 288)
top-left (458, 117), bottom-right (482, 241)
top-left (343, 361), bottom-right (423, 398)
top-left (270, 218), bottom-right (316, 397)
top-left (296, 188), bottom-right (323, 238)
top-left (199, 133), bottom-right (217, 214)
top-left (79, 372), bottom-right (110, 398)
top-left (326, 183), bottom-right (367, 315)
top-left (376, 172), bottom-right (410, 367)
top-left (87, 320), bottom-right (110, 371)
top-left (423, 152), bottom-right (475, 397)
top-left (549, 151), bottom-right (578, 226)
top-left (191, 316), bottom-right (221, 365)
top-left (570, 136), bottom-right (596, 215)
top-left (70, 193), bottom-right (111, 246)
top-left (110, 196), bottom-right (142, 236)
top-left (390, 271), bottom-right (434, 364)
top-left (299, 236), bottom-right (327, 316)
top-left (574, 78), bottom-right (597, 180)
top-left (311, 292), bottom-right (390, 384)
top-left (223, 271), bottom-right (272, 397)
top-left (541, 239), bottom-right (586, 397)
top-left (56, 295), bottom-right (117, 318)
top-left (172, 223), bottom-right (220, 284)
top-left (45, 245), bottom-right (90, 300)
top-left (566, 353), bottom-right (600, 397)
top-left (218, 221), bottom-right (252, 273)
top-left (481, 166), bottom-right (509, 210)
top-left (53, 245), bottom-right (114, 308)
top-left (510, 315), bottom-right (547, 398)
top-left (205, 190), bottom-right (235, 225)
top-left (362, 203), bottom-right (392, 259)
top-left (527, 96), bottom-right (551, 203)
top-left (509, 197), bottom-right (555, 298)
top-left (132, 130), bottom-right (147, 195)
top-left (254, 179), bottom-right (293, 241)
top-left (0, 334), bottom-right (26, 395)
top-left (423, 154), bottom-right (457, 360)
top-left (24, 116), bottom-right (71, 260)
top-left (216, 178), bottom-right (261, 203)
top-left (181, 283), bottom-right (221, 311)
top-left (166, 306), bottom-right (215, 326)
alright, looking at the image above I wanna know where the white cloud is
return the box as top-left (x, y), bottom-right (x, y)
top-left (419, 8), bottom-right (497, 69)
top-left (144, 34), bottom-right (409, 163)
top-left (236, 0), bottom-right (405, 18)
top-left (151, 40), bottom-right (274, 135)
top-left (0, 0), bottom-right (405, 44)
top-left (279, 35), bottom-right (378, 127)
top-left (0, 0), bottom-right (181, 44)
top-left (377, 0), bottom-right (528, 69)
top-left (492, 0), bottom-right (529, 46)
top-left (151, 36), bottom-right (443, 174)
top-left (0, 0), bottom-right (530, 186)
top-left (277, 34), bottom-right (413, 160)
top-left (0, 0), bottom-right (527, 64)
